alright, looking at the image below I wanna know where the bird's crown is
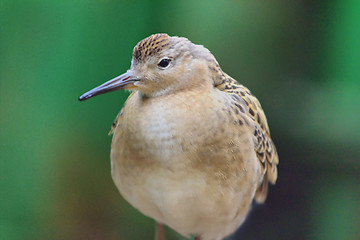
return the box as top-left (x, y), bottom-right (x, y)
top-left (133, 33), bottom-right (172, 62)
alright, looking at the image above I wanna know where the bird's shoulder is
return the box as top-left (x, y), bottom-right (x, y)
top-left (215, 73), bottom-right (279, 203)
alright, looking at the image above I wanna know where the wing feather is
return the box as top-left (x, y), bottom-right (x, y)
top-left (216, 74), bottom-right (278, 203)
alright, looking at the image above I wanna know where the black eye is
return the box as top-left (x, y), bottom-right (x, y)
top-left (158, 58), bottom-right (171, 68)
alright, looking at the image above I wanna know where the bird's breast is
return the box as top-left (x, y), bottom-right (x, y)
top-left (119, 90), bottom-right (230, 162)
top-left (110, 90), bottom-right (261, 237)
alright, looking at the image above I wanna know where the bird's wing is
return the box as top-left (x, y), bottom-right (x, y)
top-left (216, 74), bottom-right (278, 203)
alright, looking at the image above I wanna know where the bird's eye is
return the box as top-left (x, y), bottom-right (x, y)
top-left (158, 58), bottom-right (171, 69)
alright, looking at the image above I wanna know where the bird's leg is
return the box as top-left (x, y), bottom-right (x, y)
top-left (155, 223), bottom-right (166, 240)
top-left (194, 236), bottom-right (201, 240)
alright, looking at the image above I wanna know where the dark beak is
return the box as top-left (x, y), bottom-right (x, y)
top-left (79, 71), bottom-right (138, 101)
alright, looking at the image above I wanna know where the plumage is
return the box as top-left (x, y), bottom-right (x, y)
top-left (80, 33), bottom-right (278, 240)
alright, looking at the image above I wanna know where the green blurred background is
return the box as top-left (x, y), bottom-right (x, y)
top-left (1, 0), bottom-right (359, 239)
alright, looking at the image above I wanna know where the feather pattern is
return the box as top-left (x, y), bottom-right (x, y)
top-left (215, 73), bottom-right (278, 202)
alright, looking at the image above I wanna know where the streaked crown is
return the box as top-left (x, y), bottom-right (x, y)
top-left (133, 33), bottom-right (172, 62)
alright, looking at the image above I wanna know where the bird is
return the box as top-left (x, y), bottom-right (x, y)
top-left (79, 33), bottom-right (278, 240)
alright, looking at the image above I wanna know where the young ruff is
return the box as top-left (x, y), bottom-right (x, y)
top-left (79, 34), bottom-right (278, 240)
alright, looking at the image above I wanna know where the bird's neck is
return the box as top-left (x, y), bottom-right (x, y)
top-left (140, 79), bottom-right (213, 99)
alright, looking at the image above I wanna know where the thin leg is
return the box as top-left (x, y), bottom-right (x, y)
top-left (155, 223), bottom-right (166, 240)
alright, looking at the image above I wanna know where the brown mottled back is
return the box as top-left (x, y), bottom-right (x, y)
top-left (133, 33), bottom-right (171, 62)
top-left (215, 73), bottom-right (279, 203)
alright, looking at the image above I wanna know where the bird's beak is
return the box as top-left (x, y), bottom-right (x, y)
top-left (79, 71), bottom-right (139, 101)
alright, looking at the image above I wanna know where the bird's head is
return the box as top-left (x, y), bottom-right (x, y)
top-left (79, 33), bottom-right (223, 101)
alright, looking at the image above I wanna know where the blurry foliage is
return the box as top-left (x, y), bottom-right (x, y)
top-left (0, 1), bottom-right (359, 240)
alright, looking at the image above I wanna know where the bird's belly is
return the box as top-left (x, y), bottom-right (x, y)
top-left (111, 144), bottom-right (259, 238)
